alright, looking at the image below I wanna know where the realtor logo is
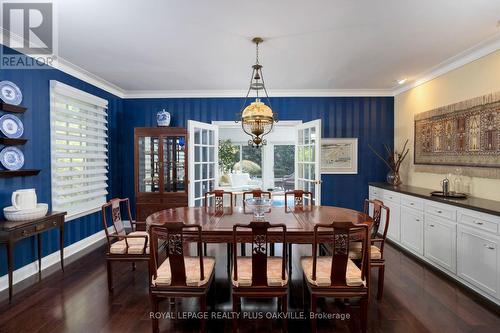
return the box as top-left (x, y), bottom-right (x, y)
top-left (1, 1), bottom-right (57, 69)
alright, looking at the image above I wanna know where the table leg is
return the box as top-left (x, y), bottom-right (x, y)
top-left (59, 222), bottom-right (65, 272)
top-left (37, 233), bottom-right (42, 280)
top-left (7, 240), bottom-right (13, 303)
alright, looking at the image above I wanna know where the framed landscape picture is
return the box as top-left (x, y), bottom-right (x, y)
top-left (321, 138), bottom-right (358, 174)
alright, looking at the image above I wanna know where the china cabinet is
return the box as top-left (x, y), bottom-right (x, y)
top-left (134, 127), bottom-right (188, 223)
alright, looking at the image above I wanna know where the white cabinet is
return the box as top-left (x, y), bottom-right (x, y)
top-left (424, 214), bottom-right (457, 273)
top-left (457, 225), bottom-right (500, 297)
top-left (384, 199), bottom-right (400, 242)
top-left (400, 206), bottom-right (424, 255)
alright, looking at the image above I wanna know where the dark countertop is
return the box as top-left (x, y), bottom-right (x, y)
top-left (369, 182), bottom-right (500, 217)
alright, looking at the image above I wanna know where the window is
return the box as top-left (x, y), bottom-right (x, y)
top-left (50, 80), bottom-right (109, 220)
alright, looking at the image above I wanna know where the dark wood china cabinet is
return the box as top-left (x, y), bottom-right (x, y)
top-left (134, 127), bottom-right (188, 223)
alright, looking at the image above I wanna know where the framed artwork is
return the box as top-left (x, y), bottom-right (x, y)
top-left (320, 138), bottom-right (358, 174)
top-left (414, 92), bottom-right (500, 168)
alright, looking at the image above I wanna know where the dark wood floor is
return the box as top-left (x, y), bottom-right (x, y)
top-left (1, 241), bottom-right (499, 333)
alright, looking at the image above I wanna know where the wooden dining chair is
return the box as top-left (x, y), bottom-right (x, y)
top-left (284, 189), bottom-right (314, 210)
top-left (149, 223), bottom-right (216, 333)
top-left (101, 198), bottom-right (150, 292)
top-left (232, 221), bottom-right (288, 332)
top-left (301, 221), bottom-right (370, 333)
top-left (283, 190), bottom-right (314, 272)
top-left (204, 190), bottom-right (233, 271)
top-left (241, 189), bottom-right (272, 255)
top-left (349, 199), bottom-right (390, 300)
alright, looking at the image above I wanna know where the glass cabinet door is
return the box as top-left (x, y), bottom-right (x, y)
top-left (137, 136), bottom-right (160, 193)
top-left (162, 135), bottom-right (186, 192)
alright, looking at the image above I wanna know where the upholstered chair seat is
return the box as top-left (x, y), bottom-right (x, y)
top-left (348, 241), bottom-right (382, 260)
top-left (153, 256), bottom-right (215, 287)
top-left (231, 257), bottom-right (288, 287)
top-left (109, 231), bottom-right (149, 254)
top-left (301, 256), bottom-right (365, 287)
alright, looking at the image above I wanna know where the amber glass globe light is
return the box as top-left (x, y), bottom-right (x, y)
top-left (241, 98), bottom-right (274, 145)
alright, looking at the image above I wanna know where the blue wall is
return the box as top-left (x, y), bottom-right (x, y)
top-left (121, 97), bottom-right (394, 211)
top-left (0, 45), bottom-right (122, 276)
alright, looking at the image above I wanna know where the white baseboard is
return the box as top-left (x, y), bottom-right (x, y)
top-left (0, 226), bottom-right (113, 292)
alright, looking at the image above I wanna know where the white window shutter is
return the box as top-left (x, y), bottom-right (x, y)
top-left (50, 80), bottom-right (109, 220)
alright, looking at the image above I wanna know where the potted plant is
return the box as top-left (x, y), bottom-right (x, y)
top-left (369, 139), bottom-right (409, 186)
top-left (218, 139), bottom-right (239, 185)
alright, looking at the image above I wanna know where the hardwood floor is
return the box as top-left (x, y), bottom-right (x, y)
top-left (1, 242), bottom-right (499, 332)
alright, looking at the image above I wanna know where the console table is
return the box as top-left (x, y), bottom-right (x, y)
top-left (0, 212), bottom-right (66, 303)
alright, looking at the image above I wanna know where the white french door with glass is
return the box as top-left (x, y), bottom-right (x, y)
top-left (188, 120), bottom-right (219, 207)
top-left (295, 119), bottom-right (321, 205)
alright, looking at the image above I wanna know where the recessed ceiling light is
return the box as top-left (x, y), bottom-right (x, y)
top-left (397, 78), bottom-right (407, 85)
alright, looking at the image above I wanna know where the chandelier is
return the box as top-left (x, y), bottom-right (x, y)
top-left (236, 37), bottom-right (277, 148)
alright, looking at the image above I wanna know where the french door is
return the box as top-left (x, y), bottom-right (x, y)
top-left (295, 119), bottom-right (321, 205)
top-left (188, 120), bottom-right (219, 207)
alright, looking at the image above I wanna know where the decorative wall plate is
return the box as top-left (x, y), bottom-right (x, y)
top-left (0, 114), bottom-right (24, 138)
top-left (0, 81), bottom-right (23, 105)
top-left (0, 147), bottom-right (25, 170)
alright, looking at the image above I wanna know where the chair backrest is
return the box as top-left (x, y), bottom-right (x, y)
top-left (242, 190), bottom-right (271, 207)
top-left (204, 190), bottom-right (233, 212)
top-left (363, 199), bottom-right (390, 239)
top-left (101, 198), bottom-right (133, 243)
top-left (232, 221), bottom-right (287, 287)
top-left (149, 223), bottom-right (205, 287)
top-left (284, 190), bottom-right (313, 209)
top-left (311, 221), bottom-right (369, 287)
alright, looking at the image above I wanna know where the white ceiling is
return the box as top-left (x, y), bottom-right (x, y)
top-left (53, 0), bottom-right (500, 95)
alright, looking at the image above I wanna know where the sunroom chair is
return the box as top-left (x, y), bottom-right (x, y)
top-left (301, 221), bottom-right (370, 333)
top-left (232, 221), bottom-right (288, 332)
top-left (149, 223), bottom-right (215, 333)
top-left (101, 198), bottom-right (149, 292)
top-left (349, 198), bottom-right (390, 299)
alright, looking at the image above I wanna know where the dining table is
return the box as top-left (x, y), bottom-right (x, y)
top-left (146, 205), bottom-right (373, 244)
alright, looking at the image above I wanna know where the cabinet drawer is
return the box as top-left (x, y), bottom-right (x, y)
top-left (401, 195), bottom-right (424, 211)
top-left (425, 201), bottom-right (456, 221)
top-left (369, 186), bottom-right (383, 198)
top-left (458, 209), bottom-right (500, 235)
top-left (12, 220), bottom-right (58, 239)
top-left (383, 191), bottom-right (400, 204)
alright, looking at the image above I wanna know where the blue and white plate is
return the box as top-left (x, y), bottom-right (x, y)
top-left (0, 81), bottom-right (22, 105)
top-left (0, 114), bottom-right (24, 138)
top-left (0, 147), bottom-right (25, 170)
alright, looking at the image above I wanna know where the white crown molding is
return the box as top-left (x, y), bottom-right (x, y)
top-left (55, 58), bottom-right (125, 98)
top-left (123, 89), bottom-right (394, 99)
top-left (1, 28), bottom-right (125, 98)
top-left (3, 27), bottom-right (499, 100)
top-left (393, 32), bottom-right (500, 96)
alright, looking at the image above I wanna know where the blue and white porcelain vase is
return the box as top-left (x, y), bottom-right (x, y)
top-left (156, 109), bottom-right (171, 127)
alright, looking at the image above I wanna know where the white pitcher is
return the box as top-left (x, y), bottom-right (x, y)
top-left (11, 189), bottom-right (37, 210)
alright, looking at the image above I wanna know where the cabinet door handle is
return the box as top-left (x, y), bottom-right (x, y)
top-left (484, 244), bottom-right (495, 250)
top-left (474, 220), bottom-right (484, 225)
top-left (410, 203), bottom-right (414, 205)
top-left (429, 224), bottom-right (435, 227)
top-left (436, 210), bottom-right (443, 214)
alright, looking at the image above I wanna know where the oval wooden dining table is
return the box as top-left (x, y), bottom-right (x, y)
top-left (146, 205), bottom-right (373, 244)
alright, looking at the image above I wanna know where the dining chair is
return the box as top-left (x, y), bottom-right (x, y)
top-left (241, 189), bottom-right (272, 255)
top-left (232, 221), bottom-right (288, 332)
top-left (283, 190), bottom-right (314, 272)
top-left (101, 198), bottom-right (150, 292)
top-left (149, 223), bottom-right (216, 333)
top-left (301, 221), bottom-right (370, 333)
top-left (349, 199), bottom-right (390, 300)
top-left (204, 189), bottom-right (233, 271)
